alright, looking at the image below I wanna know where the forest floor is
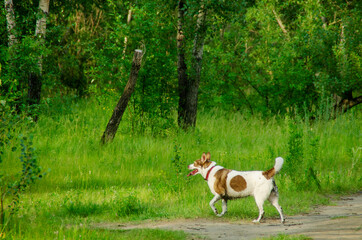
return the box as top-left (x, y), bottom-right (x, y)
top-left (93, 193), bottom-right (362, 239)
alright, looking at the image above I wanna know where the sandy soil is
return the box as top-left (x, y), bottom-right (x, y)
top-left (94, 193), bottom-right (362, 239)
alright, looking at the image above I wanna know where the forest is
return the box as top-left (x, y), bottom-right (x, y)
top-left (0, 0), bottom-right (361, 239)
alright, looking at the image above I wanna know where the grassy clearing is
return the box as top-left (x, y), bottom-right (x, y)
top-left (1, 97), bottom-right (361, 239)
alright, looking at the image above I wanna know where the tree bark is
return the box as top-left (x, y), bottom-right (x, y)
top-left (334, 91), bottom-right (362, 114)
top-left (101, 50), bottom-right (143, 144)
top-left (28, 0), bottom-right (49, 107)
top-left (35, 0), bottom-right (49, 73)
top-left (122, 8), bottom-right (132, 59)
top-left (177, 0), bottom-right (188, 128)
top-left (4, 0), bottom-right (17, 47)
top-left (178, 0), bottom-right (207, 129)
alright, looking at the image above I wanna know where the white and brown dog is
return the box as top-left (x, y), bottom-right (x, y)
top-left (188, 152), bottom-right (285, 223)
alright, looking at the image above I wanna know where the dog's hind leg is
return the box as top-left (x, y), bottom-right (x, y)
top-left (252, 198), bottom-right (265, 223)
top-left (268, 191), bottom-right (285, 223)
top-left (209, 195), bottom-right (221, 215)
top-left (217, 199), bottom-right (228, 217)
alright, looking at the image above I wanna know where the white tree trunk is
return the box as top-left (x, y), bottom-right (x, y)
top-left (4, 0), bottom-right (17, 47)
top-left (122, 8), bottom-right (132, 59)
top-left (35, 0), bottom-right (50, 73)
top-left (35, 0), bottom-right (50, 37)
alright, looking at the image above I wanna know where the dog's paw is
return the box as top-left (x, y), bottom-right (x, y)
top-left (216, 213), bottom-right (224, 217)
top-left (252, 219), bottom-right (260, 223)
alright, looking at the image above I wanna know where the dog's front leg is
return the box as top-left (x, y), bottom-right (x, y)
top-left (216, 199), bottom-right (227, 217)
top-left (209, 195), bottom-right (221, 215)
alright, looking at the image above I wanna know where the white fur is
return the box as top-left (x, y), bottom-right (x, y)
top-left (188, 155), bottom-right (285, 223)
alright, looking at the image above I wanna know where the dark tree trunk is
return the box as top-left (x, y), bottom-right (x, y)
top-left (177, 0), bottom-right (188, 128)
top-left (101, 50), bottom-right (143, 144)
top-left (28, 73), bottom-right (42, 105)
top-left (177, 0), bottom-right (207, 129)
top-left (334, 90), bottom-right (362, 114)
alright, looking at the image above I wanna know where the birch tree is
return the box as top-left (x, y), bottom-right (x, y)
top-left (28, 0), bottom-right (50, 106)
top-left (4, 0), bottom-right (17, 47)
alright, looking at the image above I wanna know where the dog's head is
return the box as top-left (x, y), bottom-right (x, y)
top-left (187, 152), bottom-right (215, 177)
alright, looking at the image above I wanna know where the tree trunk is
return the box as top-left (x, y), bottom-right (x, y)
top-left (178, 0), bottom-right (207, 129)
top-left (122, 8), bottom-right (132, 59)
top-left (177, 0), bottom-right (188, 128)
top-left (4, 0), bottom-right (17, 47)
top-left (28, 0), bottom-right (49, 107)
top-left (334, 90), bottom-right (362, 114)
top-left (35, 0), bottom-right (49, 73)
top-left (101, 50), bottom-right (143, 144)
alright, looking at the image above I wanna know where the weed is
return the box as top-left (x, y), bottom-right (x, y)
top-left (63, 196), bottom-right (104, 217)
top-left (169, 143), bottom-right (189, 193)
top-left (285, 121), bottom-right (304, 188)
top-left (114, 193), bottom-right (146, 217)
top-left (1, 133), bottom-right (45, 228)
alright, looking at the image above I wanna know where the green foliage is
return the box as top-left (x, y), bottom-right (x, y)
top-left (2, 0), bottom-right (361, 119)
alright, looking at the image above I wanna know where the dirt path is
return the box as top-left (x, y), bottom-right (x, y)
top-left (94, 193), bottom-right (362, 239)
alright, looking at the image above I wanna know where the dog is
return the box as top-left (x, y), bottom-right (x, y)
top-left (187, 152), bottom-right (285, 223)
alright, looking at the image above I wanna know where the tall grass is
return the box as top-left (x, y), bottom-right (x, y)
top-left (1, 96), bottom-right (361, 239)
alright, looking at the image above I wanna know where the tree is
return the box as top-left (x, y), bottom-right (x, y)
top-left (177, 0), bottom-right (208, 129)
top-left (177, 0), bottom-right (188, 128)
top-left (4, 0), bottom-right (17, 47)
top-left (101, 49), bottom-right (144, 144)
top-left (28, 0), bottom-right (50, 107)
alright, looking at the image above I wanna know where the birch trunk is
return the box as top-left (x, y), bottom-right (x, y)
top-left (122, 8), bottom-right (132, 59)
top-left (35, 0), bottom-right (50, 73)
top-left (4, 0), bottom-right (17, 47)
top-left (28, 0), bottom-right (49, 108)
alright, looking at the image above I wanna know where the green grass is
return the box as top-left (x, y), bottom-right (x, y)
top-left (1, 97), bottom-right (361, 239)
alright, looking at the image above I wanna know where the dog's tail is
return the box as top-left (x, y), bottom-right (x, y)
top-left (262, 157), bottom-right (284, 180)
top-left (274, 157), bottom-right (284, 174)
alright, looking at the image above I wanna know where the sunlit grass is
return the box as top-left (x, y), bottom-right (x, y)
top-left (1, 97), bottom-right (361, 239)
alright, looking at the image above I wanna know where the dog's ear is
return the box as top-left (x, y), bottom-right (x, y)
top-left (206, 152), bottom-right (211, 161)
top-left (201, 152), bottom-right (207, 163)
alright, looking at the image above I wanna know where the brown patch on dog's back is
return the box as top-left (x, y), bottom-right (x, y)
top-left (262, 167), bottom-right (275, 180)
top-left (230, 175), bottom-right (247, 192)
top-left (214, 169), bottom-right (231, 196)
